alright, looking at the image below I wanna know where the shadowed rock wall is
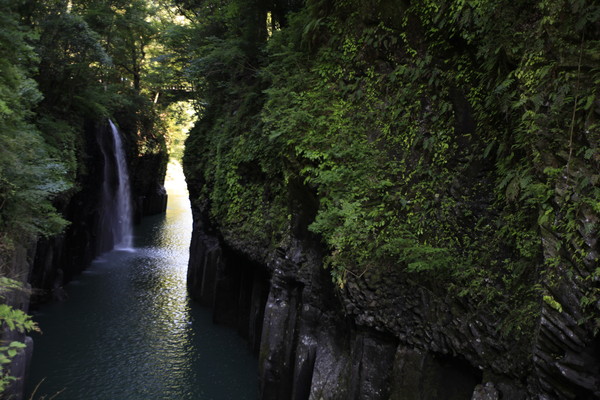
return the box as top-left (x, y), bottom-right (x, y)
top-left (0, 245), bottom-right (36, 400)
top-left (185, 171), bottom-right (599, 399)
top-left (186, 209), bottom-right (500, 400)
top-left (180, 1), bottom-right (600, 397)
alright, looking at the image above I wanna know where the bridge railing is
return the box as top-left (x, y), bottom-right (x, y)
top-left (153, 84), bottom-right (195, 93)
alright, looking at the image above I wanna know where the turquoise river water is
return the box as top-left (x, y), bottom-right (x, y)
top-left (26, 162), bottom-right (258, 400)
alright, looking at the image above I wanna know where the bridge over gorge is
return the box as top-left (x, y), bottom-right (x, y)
top-left (151, 84), bottom-right (196, 104)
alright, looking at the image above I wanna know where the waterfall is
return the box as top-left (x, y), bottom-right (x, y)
top-left (98, 120), bottom-right (134, 252)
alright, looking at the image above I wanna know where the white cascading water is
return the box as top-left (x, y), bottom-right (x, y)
top-left (99, 120), bottom-right (134, 251)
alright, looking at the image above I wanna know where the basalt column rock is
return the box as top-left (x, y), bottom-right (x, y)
top-left (533, 250), bottom-right (600, 398)
top-left (186, 221), bottom-right (539, 400)
top-left (1, 244), bottom-right (36, 400)
top-left (186, 219), bottom-right (269, 351)
top-left (29, 120), bottom-right (107, 302)
top-left (389, 346), bottom-right (482, 400)
top-left (259, 267), bottom-right (302, 400)
top-left (347, 331), bottom-right (398, 400)
top-left (533, 168), bottom-right (600, 399)
top-left (132, 151), bottom-right (168, 222)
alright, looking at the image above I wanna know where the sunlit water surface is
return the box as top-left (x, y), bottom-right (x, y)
top-left (27, 162), bottom-right (258, 400)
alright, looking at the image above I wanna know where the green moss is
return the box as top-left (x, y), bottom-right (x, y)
top-left (182, 0), bottom-right (600, 338)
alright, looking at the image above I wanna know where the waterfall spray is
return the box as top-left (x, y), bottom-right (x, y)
top-left (98, 120), bottom-right (134, 251)
top-left (108, 120), bottom-right (133, 249)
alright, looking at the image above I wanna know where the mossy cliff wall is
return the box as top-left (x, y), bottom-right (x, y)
top-left (183, 0), bottom-right (599, 398)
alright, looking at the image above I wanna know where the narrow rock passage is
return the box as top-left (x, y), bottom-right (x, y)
top-left (26, 162), bottom-right (258, 400)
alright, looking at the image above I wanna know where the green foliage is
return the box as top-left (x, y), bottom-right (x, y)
top-left (163, 101), bottom-right (197, 161)
top-left (0, 277), bottom-right (39, 393)
top-left (0, 341), bottom-right (27, 393)
top-left (0, 305), bottom-right (37, 334)
top-left (180, 0), bottom-right (289, 250)
top-left (262, 9), bottom-right (467, 283)
top-left (180, 0), bottom-right (599, 339)
top-left (0, 0), bottom-right (72, 259)
top-left (0, 1), bottom-right (175, 395)
top-left (543, 295), bottom-right (563, 313)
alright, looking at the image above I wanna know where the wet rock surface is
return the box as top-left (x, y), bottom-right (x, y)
top-left (1, 245), bottom-right (35, 400)
top-left (186, 199), bottom-right (600, 399)
top-left (187, 210), bottom-right (488, 399)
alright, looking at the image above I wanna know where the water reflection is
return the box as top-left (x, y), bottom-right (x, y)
top-left (27, 162), bottom-right (258, 400)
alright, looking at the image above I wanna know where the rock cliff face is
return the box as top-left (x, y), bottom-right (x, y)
top-left (186, 213), bottom-right (492, 399)
top-left (188, 167), bottom-right (467, 400)
top-left (0, 245), bottom-right (35, 400)
top-left (184, 152), bottom-right (599, 400)
top-left (181, 0), bottom-right (600, 397)
top-left (533, 172), bottom-right (600, 399)
top-left (186, 199), bottom-right (599, 400)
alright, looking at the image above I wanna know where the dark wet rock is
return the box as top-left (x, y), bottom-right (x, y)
top-left (347, 331), bottom-right (397, 400)
top-left (133, 153), bottom-right (168, 220)
top-left (3, 336), bottom-right (34, 400)
top-left (186, 205), bottom-right (600, 400)
top-left (388, 346), bottom-right (481, 400)
top-left (471, 382), bottom-right (499, 400)
top-left (186, 212), bottom-right (496, 399)
top-left (1, 247), bottom-right (35, 400)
